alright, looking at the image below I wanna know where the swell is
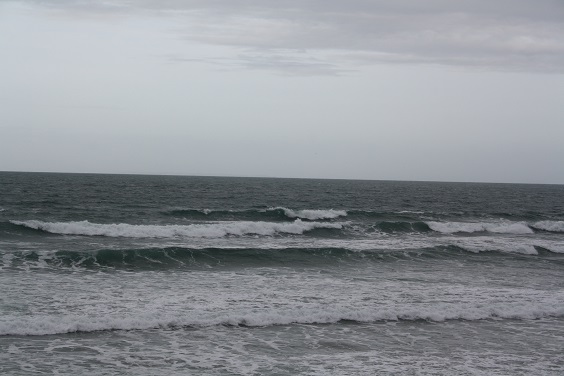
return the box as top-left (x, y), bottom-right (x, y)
top-left (0, 221), bottom-right (58, 237)
top-left (2, 245), bottom-right (562, 271)
top-left (374, 221), bottom-right (432, 233)
top-left (3, 304), bottom-right (564, 336)
top-left (0, 247), bottom-right (427, 270)
top-left (163, 207), bottom-right (347, 221)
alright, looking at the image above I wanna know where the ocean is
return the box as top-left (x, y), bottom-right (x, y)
top-left (1, 171), bottom-right (563, 375)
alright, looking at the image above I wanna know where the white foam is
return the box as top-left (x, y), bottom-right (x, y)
top-left (532, 220), bottom-right (564, 233)
top-left (10, 219), bottom-right (344, 238)
top-left (2, 303), bottom-right (564, 336)
top-left (427, 221), bottom-right (533, 234)
top-left (272, 207), bottom-right (347, 220)
top-left (542, 244), bottom-right (564, 253)
top-left (0, 253), bottom-right (14, 270)
top-left (449, 237), bottom-right (539, 255)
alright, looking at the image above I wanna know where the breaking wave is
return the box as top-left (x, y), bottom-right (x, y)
top-left (349, 219), bottom-right (548, 235)
top-left (531, 221), bottom-right (564, 233)
top-left (2, 303), bottom-right (564, 336)
top-left (275, 207), bottom-right (347, 220)
top-left (426, 221), bottom-right (534, 234)
top-left (10, 219), bottom-right (345, 238)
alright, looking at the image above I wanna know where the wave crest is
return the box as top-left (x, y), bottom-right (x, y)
top-left (531, 221), bottom-right (564, 233)
top-left (426, 221), bottom-right (533, 234)
top-left (2, 304), bottom-right (563, 336)
top-left (272, 207), bottom-right (347, 220)
top-left (10, 219), bottom-right (344, 238)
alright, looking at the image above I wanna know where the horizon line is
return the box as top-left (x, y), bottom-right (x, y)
top-left (1, 169), bottom-right (562, 186)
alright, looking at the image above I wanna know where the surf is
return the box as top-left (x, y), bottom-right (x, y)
top-left (9, 219), bottom-right (345, 238)
top-left (3, 302), bottom-right (564, 336)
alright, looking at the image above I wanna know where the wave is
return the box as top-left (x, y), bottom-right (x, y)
top-left (346, 210), bottom-right (427, 220)
top-left (9, 219), bottom-right (344, 238)
top-left (3, 242), bottom-right (563, 272)
top-left (165, 207), bottom-right (347, 221)
top-left (0, 247), bottom-right (425, 271)
top-left (531, 221), bottom-right (564, 233)
top-left (165, 208), bottom-right (241, 219)
top-left (276, 207), bottom-right (347, 220)
top-left (0, 247), bottom-right (365, 270)
top-left (169, 208), bottom-right (214, 215)
top-left (375, 221), bottom-right (431, 233)
top-left (449, 239), bottom-right (538, 255)
top-left (3, 246), bottom-right (477, 271)
top-left (426, 221), bottom-right (534, 234)
top-left (2, 303), bottom-right (564, 336)
top-left (360, 220), bottom-right (542, 235)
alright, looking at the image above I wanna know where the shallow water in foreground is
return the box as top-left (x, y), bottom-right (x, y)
top-left (1, 172), bottom-right (563, 374)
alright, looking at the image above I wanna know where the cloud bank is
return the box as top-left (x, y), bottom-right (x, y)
top-left (23, 0), bottom-right (564, 75)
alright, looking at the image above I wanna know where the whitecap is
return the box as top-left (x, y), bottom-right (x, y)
top-left (10, 219), bottom-right (344, 238)
top-left (272, 207), bottom-right (347, 220)
top-left (2, 303), bottom-right (563, 336)
top-left (427, 221), bottom-right (533, 234)
top-left (531, 220), bottom-right (564, 233)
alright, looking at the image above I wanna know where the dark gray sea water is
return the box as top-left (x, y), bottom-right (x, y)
top-left (1, 172), bottom-right (564, 375)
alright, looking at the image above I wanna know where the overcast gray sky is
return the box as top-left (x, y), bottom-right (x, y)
top-left (1, 0), bottom-right (563, 183)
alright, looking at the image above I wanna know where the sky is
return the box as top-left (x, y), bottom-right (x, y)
top-left (1, 0), bottom-right (563, 183)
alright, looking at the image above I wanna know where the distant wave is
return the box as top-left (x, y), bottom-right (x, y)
top-left (275, 207), bottom-right (347, 220)
top-left (166, 208), bottom-right (233, 217)
top-left (162, 208), bottom-right (560, 226)
top-left (531, 221), bottom-right (564, 233)
top-left (165, 207), bottom-right (347, 221)
top-left (426, 221), bottom-right (534, 234)
top-left (2, 303), bottom-right (563, 336)
top-left (10, 219), bottom-right (344, 238)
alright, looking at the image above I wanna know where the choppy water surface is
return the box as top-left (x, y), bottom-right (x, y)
top-left (1, 172), bottom-right (563, 375)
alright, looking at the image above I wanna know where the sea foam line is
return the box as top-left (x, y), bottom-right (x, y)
top-left (2, 304), bottom-right (564, 336)
top-left (10, 219), bottom-right (344, 238)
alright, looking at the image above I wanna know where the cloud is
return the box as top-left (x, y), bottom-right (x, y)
top-left (165, 50), bottom-right (350, 76)
top-left (19, 0), bottom-right (564, 74)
